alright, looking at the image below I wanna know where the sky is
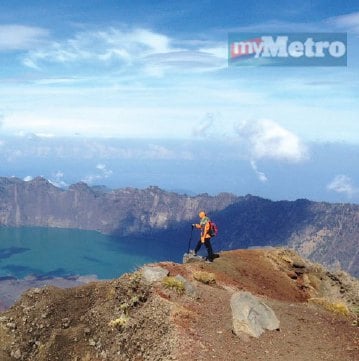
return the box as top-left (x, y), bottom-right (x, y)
top-left (0, 0), bottom-right (359, 203)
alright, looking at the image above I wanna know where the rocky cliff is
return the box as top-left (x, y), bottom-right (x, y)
top-left (0, 177), bottom-right (358, 276)
top-left (208, 196), bottom-right (359, 277)
top-left (0, 249), bottom-right (358, 361)
top-left (0, 177), bottom-right (237, 234)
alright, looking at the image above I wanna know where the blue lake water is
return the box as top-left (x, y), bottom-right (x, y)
top-left (0, 227), bottom-right (181, 280)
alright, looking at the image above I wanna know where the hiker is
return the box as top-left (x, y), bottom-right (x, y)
top-left (192, 211), bottom-right (215, 262)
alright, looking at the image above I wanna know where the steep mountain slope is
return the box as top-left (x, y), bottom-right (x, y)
top-left (0, 177), bottom-right (358, 276)
top-left (209, 196), bottom-right (359, 276)
top-left (0, 177), bottom-right (237, 234)
top-left (0, 249), bottom-right (358, 361)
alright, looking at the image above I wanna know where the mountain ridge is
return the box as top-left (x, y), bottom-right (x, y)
top-left (0, 248), bottom-right (358, 361)
top-left (0, 176), bottom-right (358, 276)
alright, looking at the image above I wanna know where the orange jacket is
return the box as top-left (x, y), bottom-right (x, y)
top-left (194, 216), bottom-right (211, 243)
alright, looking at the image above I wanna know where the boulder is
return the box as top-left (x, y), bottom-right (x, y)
top-left (292, 260), bottom-right (306, 269)
top-left (142, 266), bottom-right (169, 283)
top-left (230, 291), bottom-right (280, 338)
top-left (175, 275), bottom-right (198, 298)
top-left (183, 253), bottom-right (205, 264)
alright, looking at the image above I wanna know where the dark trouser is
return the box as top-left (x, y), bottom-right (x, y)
top-left (194, 238), bottom-right (214, 261)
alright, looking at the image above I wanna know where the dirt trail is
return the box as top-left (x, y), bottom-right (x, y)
top-left (167, 250), bottom-right (358, 361)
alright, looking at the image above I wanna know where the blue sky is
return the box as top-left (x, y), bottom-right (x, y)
top-left (0, 0), bottom-right (359, 202)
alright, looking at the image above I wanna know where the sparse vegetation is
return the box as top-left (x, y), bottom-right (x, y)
top-left (1, 248), bottom-right (357, 361)
top-left (108, 315), bottom-right (129, 329)
top-left (107, 271), bottom-right (150, 333)
top-left (193, 271), bottom-right (216, 284)
top-left (119, 302), bottom-right (130, 314)
top-left (119, 295), bottom-right (141, 314)
top-left (114, 271), bottom-right (150, 306)
top-left (309, 298), bottom-right (350, 316)
top-left (127, 271), bottom-right (144, 291)
top-left (162, 277), bottom-right (185, 294)
top-left (130, 295), bottom-right (140, 306)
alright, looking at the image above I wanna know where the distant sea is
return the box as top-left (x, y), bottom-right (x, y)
top-left (0, 227), bottom-right (180, 280)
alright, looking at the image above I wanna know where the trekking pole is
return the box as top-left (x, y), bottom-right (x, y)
top-left (187, 225), bottom-right (194, 253)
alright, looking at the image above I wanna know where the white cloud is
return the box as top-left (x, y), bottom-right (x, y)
top-left (23, 176), bottom-right (33, 182)
top-left (83, 163), bottom-right (113, 184)
top-left (143, 50), bottom-right (226, 75)
top-left (22, 27), bottom-right (225, 74)
top-left (0, 115), bottom-right (4, 145)
top-left (82, 174), bottom-right (100, 185)
top-left (330, 12), bottom-right (359, 34)
top-left (0, 25), bottom-right (49, 51)
top-left (22, 57), bottom-right (41, 70)
top-left (128, 28), bottom-right (171, 53)
top-left (34, 133), bottom-right (54, 138)
top-left (96, 163), bottom-right (113, 177)
top-left (2, 106), bottom-right (206, 138)
top-left (48, 171), bottom-right (68, 188)
top-left (235, 119), bottom-right (308, 182)
top-left (1, 23), bottom-right (356, 143)
top-left (250, 160), bottom-right (268, 183)
top-left (0, 135), bottom-right (194, 162)
top-left (23, 28), bottom-right (174, 68)
top-left (235, 119), bottom-right (309, 162)
top-left (34, 77), bottom-right (82, 85)
top-left (199, 45), bottom-right (227, 59)
top-left (192, 113), bottom-right (215, 137)
top-left (146, 144), bottom-right (173, 159)
top-left (96, 164), bottom-right (106, 171)
top-left (327, 175), bottom-right (359, 198)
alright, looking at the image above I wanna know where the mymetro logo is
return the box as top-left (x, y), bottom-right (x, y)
top-left (228, 33), bottom-right (347, 66)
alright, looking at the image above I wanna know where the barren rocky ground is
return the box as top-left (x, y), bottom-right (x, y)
top-left (0, 248), bottom-right (358, 361)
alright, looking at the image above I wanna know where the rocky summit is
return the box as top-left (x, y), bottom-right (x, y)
top-left (0, 248), bottom-right (358, 361)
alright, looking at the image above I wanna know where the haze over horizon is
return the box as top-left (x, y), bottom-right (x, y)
top-left (1, 1), bottom-right (358, 203)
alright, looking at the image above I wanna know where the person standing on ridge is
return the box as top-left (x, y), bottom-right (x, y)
top-left (192, 211), bottom-right (215, 262)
